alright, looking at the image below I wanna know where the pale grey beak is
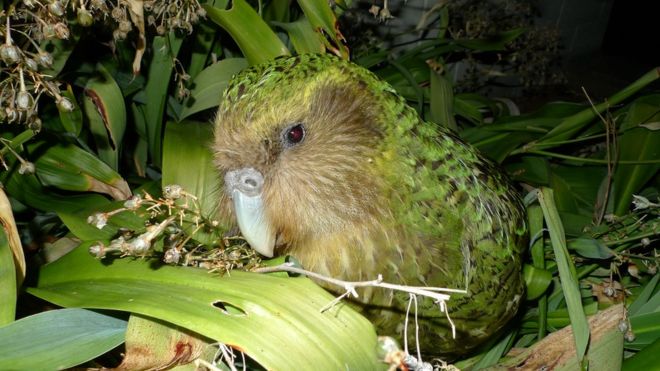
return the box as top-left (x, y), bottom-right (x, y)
top-left (224, 168), bottom-right (275, 257)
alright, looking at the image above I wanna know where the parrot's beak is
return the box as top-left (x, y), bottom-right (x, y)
top-left (224, 168), bottom-right (276, 257)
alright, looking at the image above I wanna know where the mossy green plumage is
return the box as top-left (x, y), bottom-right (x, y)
top-left (214, 54), bottom-right (527, 356)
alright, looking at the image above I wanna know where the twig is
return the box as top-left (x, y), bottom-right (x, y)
top-left (253, 262), bottom-right (467, 340)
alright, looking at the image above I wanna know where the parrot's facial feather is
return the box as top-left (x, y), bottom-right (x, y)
top-left (214, 75), bottom-right (390, 257)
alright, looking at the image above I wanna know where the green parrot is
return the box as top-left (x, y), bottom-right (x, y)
top-left (213, 54), bottom-right (527, 357)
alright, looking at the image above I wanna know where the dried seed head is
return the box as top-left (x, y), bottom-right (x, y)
top-left (5, 108), bottom-right (19, 122)
top-left (113, 30), bottom-right (128, 41)
top-left (54, 23), bottom-right (70, 39)
top-left (119, 20), bottom-right (132, 33)
top-left (163, 184), bottom-right (183, 199)
top-left (18, 161), bottom-right (36, 175)
top-left (89, 242), bottom-right (106, 258)
top-left (618, 320), bottom-right (628, 333)
top-left (124, 194), bottom-right (143, 209)
top-left (25, 58), bottom-right (39, 71)
top-left (48, 1), bottom-right (65, 16)
top-left (56, 97), bottom-right (74, 112)
top-left (111, 6), bottom-right (124, 20)
top-left (78, 8), bottom-right (95, 27)
top-left (0, 44), bottom-right (21, 65)
top-left (37, 52), bottom-right (54, 67)
top-left (163, 248), bottom-right (182, 264)
top-left (42, 23), bottom-right (56, 39)
top-left (91, 0), bottom-right (107, 9)
top-left (28, 116), bottom-right (42, 132)
top-left (604, 286), bottom-right (616, 297)
top-left (16, 91), bottom-right (35, 111)
top-left (88, 212), bottom-right (109, 229)
top-left (641, 237), bottom-right (651, 247)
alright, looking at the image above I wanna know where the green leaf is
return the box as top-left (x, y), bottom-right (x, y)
top-left (473, 331), bottom-right (515, 369)
top-left (33, 144), bottom-right (131, 200)
top-left (204, 0), bottom-right (290, 65)
top-left (28, 244), bottom-right (380, 370)
top-left (297, 0), bottom-right (349, 58)
top-left (523, 264), bottom-right (553, 301)
top-left (538, 188), bottom-right (590, 363)
top-left (180, 58), bottom-right (248, 120)
top-left (57, 85), bottom-right (83, 136)
top-left (2, 171), bottom-right (109, 213)
top-left (567, 238), bottom-right (615, 259)
top-left (82, 63), bottom-right (127, 170)
top-left (628, 274), bottom-right (659, 316)
top-left (455, 28), bottom-right (526, 51)
top-left (429, 70), bottom-right (457, 131)
top-left (162, 121), bottom-right (223, 243)
top-left (627, 311), bottom-right (660, 350)
top-left (273, 16), bottom-right (325, 55)
top-left (612, 95), bottom-right (660, 215)
top-left (623, 337), bottom-right (660, 371)
top-left (539, 68), bottom-right (660, 144)
top-left (0, 308), bottom-right (126, 370)
top-left (142, 33), bottom-right (184, 167)
top-left (0, 227), bottom-right (15, 325)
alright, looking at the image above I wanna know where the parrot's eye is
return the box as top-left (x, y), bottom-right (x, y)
top-left (282, 123), bottom-right (305, 147)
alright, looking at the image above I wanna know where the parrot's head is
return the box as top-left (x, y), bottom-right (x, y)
top-left (213, 54), bottom-right (397, 259)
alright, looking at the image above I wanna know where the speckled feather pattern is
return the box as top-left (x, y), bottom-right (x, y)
top-left (214, 54), bottom-right (527, 356)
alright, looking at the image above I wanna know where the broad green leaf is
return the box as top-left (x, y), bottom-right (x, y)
top-left (612, 95), bottom-right (660, 215)
top-left (162, 121), bottom-right (223, 243)
top-left (142, 33), bottom-right (184, 167)
top-left (0, 188), bottom-right (24, 297)
top-left (186, 23), bottom-right (218, 82)
top-left (527, 204), bottom-right (548, 338)
top-left (473, 331), bottom-right (515, 369)
top-left (2, 171), bottom-right (109, 213)
top-left (34, 144), bottom-right (131, 200)
top-left (57, 85), bottom-right (83, 136)
top-left (29, 244), bottom-right (381, 370)
top-left (523, 264), bottom-right (552, 301)
top-left (567, 238), bottom-right (615, 259)
top-left (623, 337), bottom-right (660, 371)
top-left (204, 0), bottom-right (290, 66)
top-left (263, 0), bottom-right (292, 22)
top-left (627, 311), bottom-right (660, 350)
top-left (273, 16), bottom-right (325, 55)
top-left (297, 0), bottom-right (349, 58)
top-left (82, 63), bottom-right (127, 170)
top-left (0, 308), bottom-right (127, 370)
top-left (118, 314), bottom-right (216, 370)
top-left (539, 67), bottom-right (660, 143)
top-left (0, 228), bottom-right (15, 325)
top-left (628, 274), bottom-right (659, 316)
top-left (538, 188), bottom-right (590, 363)
top-left (162, 121), bottom-right (219, 218)
top-left (632, 288), bottom-right (660, 317)
top-left (180, 58), bottom-right (248, 120)
top-left (40, 36), bottom-right (77, 76)
top-left (455, 28), bottom-right (526, 51)
top-left (429, 70), bottom-right (457, 131)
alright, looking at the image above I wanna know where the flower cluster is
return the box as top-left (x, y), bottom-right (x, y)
top-left (0, 0), bottom-right (206, 127)
top-left (87, 185), bottom-right (262, 274)
top-left (0, 2), bottom-right (76, 128)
